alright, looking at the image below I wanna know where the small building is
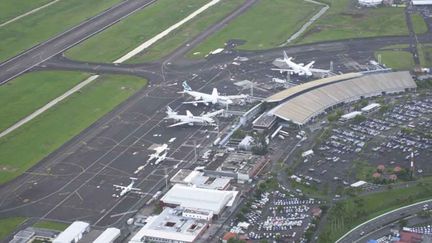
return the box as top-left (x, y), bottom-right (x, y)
top-left (361, 103), bottom-right (381, 113)
top-left (252, 112), bottom-right (277, 133)
top-left (222, 232), bottom-right (237, 243)
top-left (350, 180), bottom-right (367, 188)
top-left (170, 169), bottom-right (231, 190)
top-left (93, 228), bottom-right (121, 243)
top-left (340, 111), bottom-right (362, 122)
top-left (53, 221), bottom-right (90, 243)
top-left (311, 207), bottom-right (323, 218)
top-left (412, 0), bottom-right (432, 5)
top-left (238, 136), bottom-right (254, 151)
top-left (129, 208), bottom-right (209, 243)
top-left (359, 0), bottom-right (383, 6)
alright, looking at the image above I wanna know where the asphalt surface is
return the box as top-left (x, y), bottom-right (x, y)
top-left (338, 199), bottom-right (432, 243)
top-left (0, 0), bottom-right (157, 85)
top-left (0, 0), bottom-right (431, 241)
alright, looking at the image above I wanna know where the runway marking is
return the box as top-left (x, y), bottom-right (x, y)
top-left (0, 0), bottom-right (61, 28)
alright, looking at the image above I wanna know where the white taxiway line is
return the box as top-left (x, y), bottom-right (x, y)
top-left (0, 0), bottom-right (61, 28)
top-left (0, 0), bottom-right (222, 139)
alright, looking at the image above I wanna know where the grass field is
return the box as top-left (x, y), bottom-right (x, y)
top-left (297, 0), bottom-right (409, 44)
top-left (375, 49), bottom-right (414, 70)
top-left (33, 220), bottom-right (68, 231)
top-left (128, 0), bottom-right (245, 63)
top-left (188, 0), bottom-right (321, 59)
top-left (419, 44), bottom-right (432, 67)
top-left (66, 0), bottom-right (210, 63)
top-left (0, 0), bottom-right (122, 62)
top-left (0, 74), bottom-right (146, 185)
top-left (0, 217), bottom-right (26, 241)
top-left (0, 0), bottom-right (52, 23)
top-left (319, 178), bottom-right (432, 242)
top-left (0, 71), bottom-right (89, 133)
top-left (411, 13), bottom-right (428, 34)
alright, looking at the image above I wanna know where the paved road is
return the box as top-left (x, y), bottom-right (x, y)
top-left (0, 0), bottom-right (157, 85)
top-left (337, 199), bottom-right (432, 243)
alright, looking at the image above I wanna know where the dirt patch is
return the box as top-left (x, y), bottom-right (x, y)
top-left (341, 11), bottom-right (366, 19)
top-left (1, 165), bottom-right (18, 172)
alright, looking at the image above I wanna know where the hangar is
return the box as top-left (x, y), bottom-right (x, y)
top-left (267, 71), bottom-right (416, 125)
top-left (160, 184), bottom-right (238, 216)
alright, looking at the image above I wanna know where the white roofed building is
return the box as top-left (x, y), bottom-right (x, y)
top-left (361, 103), bottom-right (381, 113)
top-left (93, 228), bottom-right (121, 243)
top-left (129, 208), bottom-right (208, 243)
top-left (340, 111), bottom-right (363, 121)
top-left (412, 0), bottom-right (432, 5)
top-left (359, 0), bottom-right (383, 6)
top-left (170, 169), bottom-right (231, 190)
top-left (53, 221), bottom-right (90, 243)
top-left (160, 184), bottom-right (238, 216)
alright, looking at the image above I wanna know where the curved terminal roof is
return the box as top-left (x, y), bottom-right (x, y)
top-left (265, 72), bottom-right (363, 103)
top-left (269, 71), bottom-right (416, 125)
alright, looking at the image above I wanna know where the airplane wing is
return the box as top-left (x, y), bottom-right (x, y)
top-left (113, 185), bottom-right (126, 190)
top-left (204, 109), bottom-right (224, 118)
top-left (131, 187), bottom-right (141, 191)
top-left (271, 68), bottom-right (295, 73)
top-left (224, 94), bottom-right (248, 99)
top-left (183, 100), bottom-right (209, 104)
top-left (310, 68), bottom-right (330, 73)
top-left (168, 121), bottom-right (190, 127)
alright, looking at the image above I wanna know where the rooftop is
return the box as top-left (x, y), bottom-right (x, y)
top-left (53, 221), bottom-right (89, 243)
top-left (129, 208), bottom-right (208, 243)
top-left (161, 184), bottom-right (238, 215)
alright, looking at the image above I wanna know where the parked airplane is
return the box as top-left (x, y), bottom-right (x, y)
top-left (165, 106), bottom-right (224, 127)
top-left (180, 81), bottom-right (247, 106)
top-left (272, 51), bottom-right (330, 76)
top-left (148, 144), bottom-right (168, 162)
top-left (113, 178), bottom-right (142, 198)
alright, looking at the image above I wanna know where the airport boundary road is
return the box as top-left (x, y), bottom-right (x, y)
top-left (0, 0), bottom-right (157, 85)
top-left (336, 198), bottom-right (432, 243)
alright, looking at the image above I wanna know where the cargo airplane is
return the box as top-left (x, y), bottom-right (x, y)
top-left (180, 81), bottom-right (247, 106)
top-left (272, 51), bottom-right (330, 76)
top-left (113, 178), bottom-right (142, 198)
top-left (165, 106), bottom-right (224, 127)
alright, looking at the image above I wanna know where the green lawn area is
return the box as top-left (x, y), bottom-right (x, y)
top-left (0, 74), bottom-right (147, 185)
top-left (0, 217), bottom-right (26, 241)
top-left (128, 0), bottom-right (244, 63)
top-left (419, 44), bottom-right (432, 67)
top-left (319, 179), bottom-right (432, 242)
top-left (375, 49), bottom-right (414, 70)
top-left (66, 0), bottom-right (210, 63)
top-left (0, 71), bottom-right (89, 133)
top-left (0, 0), bottom-right (52, 23)
top-left (297, 0), bottom-right (409, 44)
top-left (411, 13), bottom-right (428, 34)
top-left (0, 0), bottom-right (122, 62)
top-left (33, 220), bottom-right (68, 231)
top-left (188, 0), bottom-right (321, 59)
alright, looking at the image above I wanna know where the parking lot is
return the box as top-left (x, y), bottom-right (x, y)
top-left (290, 92), bottom-right (432, 195)
top-left (228, 184), bottom-right (321, 242)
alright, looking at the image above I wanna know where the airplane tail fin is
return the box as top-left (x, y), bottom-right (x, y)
top-left (182, 81), bottom-right (192, 92)
top-left (283, 51), bottom-right (292, 62)
top-left (186, 110), bottom-right (193, 117)
top-left (166, 106), bottom-right (176, 116)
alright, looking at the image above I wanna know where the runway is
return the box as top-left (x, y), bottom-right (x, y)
top-left (0, 0), bottom-right (157, 85)
top-left (0, 0), bottom-right (430, 236)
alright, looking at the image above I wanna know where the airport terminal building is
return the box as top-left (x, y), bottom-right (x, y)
top-left (266, 71), bottom-right (417, 126)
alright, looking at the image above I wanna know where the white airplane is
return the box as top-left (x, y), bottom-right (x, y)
top-left (113, 178), bottom-right (142, 197)
top-left (180, 81), bottom-right (247, 106)
top-left (165, 106), bottom-right (224, 127)
top-left (148, 144), bottom-right (169, 162)
top-left (272, 51), bottom-right (330, 76)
